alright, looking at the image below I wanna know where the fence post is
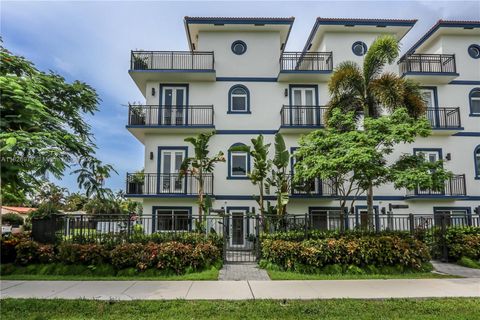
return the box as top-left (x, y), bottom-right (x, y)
top-left (409, 213), bottom-right (415, 235)
top-left (304, 213), bottom-right (308, 239)
top-left (222, 215), bottom-right (228, 263)
top-left (255, 215), bottom-right (261, 260)
top-left (441, 213), bottom-right (448, 262)
top-left (339, 211), bottom-right (344, 234)
top-left (80, 215), bottom-right (84, 243)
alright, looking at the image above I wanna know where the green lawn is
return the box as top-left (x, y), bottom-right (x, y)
top-left (0, 267), bottom-right (219, 281)
top-left (266, 270), bottom-right (456, 280)
top-left (1, 298), bottom-right (479, 320)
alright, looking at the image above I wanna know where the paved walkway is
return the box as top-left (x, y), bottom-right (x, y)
top-left (432, 261), bottom-right (480, 278)
top-left (1, 278), bottom-right (479, 300)
top-left (218, 263), bottom-right (270, 281)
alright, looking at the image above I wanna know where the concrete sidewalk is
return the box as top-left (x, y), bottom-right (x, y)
top-left (1, 278), bottom-right (479, 300)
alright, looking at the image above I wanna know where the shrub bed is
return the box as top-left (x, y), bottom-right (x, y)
top-left (261, 236), bottom-right (431, 273)
top-left (445, 227), bottom-right (480, 262)
top-left (260, 230), bottom-right (413, 242)
top-left (1, 236), bottom-right (222, 275)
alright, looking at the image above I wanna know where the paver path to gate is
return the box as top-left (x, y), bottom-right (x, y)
top-left (218, 263), bottom-right (270, 281)
top-left (432, 261), bottom-right (480, 278)
top-left (1, 278), bottom-right (479, 300)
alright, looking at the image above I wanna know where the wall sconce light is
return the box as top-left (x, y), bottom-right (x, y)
top-left (149, 152), bottom-right (154, 160)
top-left (446, 153), bottom-right (451, 161)
top-left (151, 88), bottom-right (156, 96)
top-left (284, 88), bottom-right (288, 97)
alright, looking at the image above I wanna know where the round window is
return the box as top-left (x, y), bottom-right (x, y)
top-left (468, 44), bottom-right (480, 59)
top-left (231, 40), bottom-right (247, 55)
top-left (352, 41), bottom-right (368, 56)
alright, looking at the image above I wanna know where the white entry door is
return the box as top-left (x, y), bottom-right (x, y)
top-left (161, 87), bottom-right (187, 125)
top-left (291, 87), bottom-right (316, 125)
top-left (160, 150), bottom-right (185, 193)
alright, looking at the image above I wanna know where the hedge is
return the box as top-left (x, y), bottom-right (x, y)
top-left (445, 227), bottom-right (480, 261)
top-left (260, 230), bottom-right (413, 242)
top-left (261, 236), bottom-right (431, 272)
top-left (1, 234), bottom-right (222, 275)
top-left (1, 213), bottom-right (24, 226)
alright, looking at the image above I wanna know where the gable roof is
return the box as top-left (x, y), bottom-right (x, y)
top-left (403, 20), bottom-right (480, 56)
top-left (1, 206), bottom-right (37, 215)
top-left (184, 16), bottom-right (295, 52)
top-left (303, 17), bottom-right (417, 53)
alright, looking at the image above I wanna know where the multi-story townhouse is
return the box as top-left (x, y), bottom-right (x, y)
top-left (125, 17), bottom-right (479, 245)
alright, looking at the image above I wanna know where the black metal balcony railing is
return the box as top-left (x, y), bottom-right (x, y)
top-left (280, 52), bottom-right (333, 72)
top-left (280, 105), bottom-right (327, 127)
top-left (406, 174), bottom-right (466, 197)
top-left (128, 105), bottom-right (214, 127)
top-left (426, 107), bottom-right (461, 129)
top-left (130, 51), bottom-right (215, 71)
top-left (289, 175), bottom-right (338, 196)
top-left (126, 173), bottom-right (214, 195)
top-left (399, 54), bottom-right (456, 75)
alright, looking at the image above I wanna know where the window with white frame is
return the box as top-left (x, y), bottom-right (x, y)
top-left (229, 85), bottom-right (250, 113)
top-left (230, 152), bottom-right (248, 177)
top-left (470, 88), bottom-right (480, 115)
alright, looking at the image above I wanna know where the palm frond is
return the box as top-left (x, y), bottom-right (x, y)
top-left (328, 61), bottom-right (365, 99)
top-left (363, 35), bottom-right (399, 84)
top-left (401, 79), bottom-right (426, 118)
top-left (369, 72), bottom-right (405, 112)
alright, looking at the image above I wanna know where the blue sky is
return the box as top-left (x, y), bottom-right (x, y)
top-left (2, 0), bottom-right (479, 193)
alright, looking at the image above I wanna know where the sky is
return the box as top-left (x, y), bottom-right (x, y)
top-left (1, 0), bottom-right (479, 193)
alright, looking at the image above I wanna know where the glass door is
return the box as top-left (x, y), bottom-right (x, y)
top-left (291, 87), bottom-right (316, 125)
top-left (160, 150), bottom-right (185, 193)
top-left (421, 89), bottom-right (437, 127)
top-left (161, 87), bottom-right (186, 125)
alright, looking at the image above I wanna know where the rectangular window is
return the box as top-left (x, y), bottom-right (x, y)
top-left (434, 209), bottom-right (469, 227)
top-left (231, 153), bottom-right (247, 176)
top-left (310, 209), bottom-right (341, 230)
top-left (156, 209), bottom-right (190, 231)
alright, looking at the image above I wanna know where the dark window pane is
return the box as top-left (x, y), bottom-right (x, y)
top-left (232, 154), bottom-right (247, 176)
top-left (232, 96), bottom-right (247, 111)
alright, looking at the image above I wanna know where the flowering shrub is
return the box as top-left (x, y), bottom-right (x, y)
top-left (110, 243), bottom-right (144, 269)
top-left (1, 233), bottom-right (30, 263)
top-left (57, 243), bottom-right (108, 265)
top-left (262, 236), bottom-right (430, 271)
top-left (15, 240), bottom-right (40, 265)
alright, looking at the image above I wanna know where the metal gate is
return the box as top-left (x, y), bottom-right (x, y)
top-left (223, 214), bottom-right (260, 263)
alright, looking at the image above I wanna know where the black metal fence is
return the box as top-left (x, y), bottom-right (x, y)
top-left (399, 54), bottom-right (456, 74)
top-left (406, 174), bottom-right (467, 197)
top-left (426, 107), bottom-right (461, 129)
top-left (128, 105), bottom-right (214, 127)
top-left (131, 51), bottom-right (215, 71)
top-left (280, 52), bottom-right (333, 71)
top-left (280, 105), bottom-right (328, 127)
top-left (126, 173), bottom-right (214, 195)
top-left (32, 212), bottom-right (479, 263)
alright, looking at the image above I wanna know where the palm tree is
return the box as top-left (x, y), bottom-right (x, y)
top-left (180, 132), bottom-right (225, 223)
top-left (326, 35), bottom-right (426, 216)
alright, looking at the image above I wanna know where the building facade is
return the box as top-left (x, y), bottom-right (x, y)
top-left (125, 17), bottom-right (480, 239)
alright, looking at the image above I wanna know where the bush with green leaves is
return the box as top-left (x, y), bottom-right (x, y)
top-left (1, 213), bottom-right (25, 226)
top-left (260, 229), bottom-right (412, 242)
top-left (261, 235), bottom-right (430, 272)
top-left (57, 243), bottom-right (108, 265)
top-left (445, 227), bottom-right (480, 261)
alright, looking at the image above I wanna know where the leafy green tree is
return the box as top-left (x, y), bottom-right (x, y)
top-left (72, 157), bottom-right (117, 199)
top-left (266, 133), bottom-right (290, 217)
top-left (32, 181), bottom-right (68, 207)
top-left (295, 108), bottom-right (451, 224)
top-left (63, 192), bottom-right (89, 212)
top-left (326, 35), bottom-right (426, 215)
top-left (0, 44), bottom-right (115, 198)
top-left (180, 132), bottom-right (225, 222)
top-left (229, 135), bottom-right (272, 216)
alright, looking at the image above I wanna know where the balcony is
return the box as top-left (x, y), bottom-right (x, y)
top-left (426, 107), bottom-right (463, 134)
top-left (406, 174), bottom-right (467, 199)
top-left (129, 51), bottom-right (216, 95)
top-left (126, 173), bottom-right (213, 197)
top-left (278, 52), bottom-right (333, 82)
top-left (290, 176), bottom-right (338, 197)
top-left (399, 54), bottom-right (458, 83)
top-left (279, 105), bottom-right (327, 132)
top-left (127, 105), bottom-right (215, 141)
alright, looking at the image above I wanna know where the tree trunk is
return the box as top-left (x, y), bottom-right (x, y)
top-left (198, 170), bottom-right (204, 223)
top-left (367, 182), bottom-right (374, 229)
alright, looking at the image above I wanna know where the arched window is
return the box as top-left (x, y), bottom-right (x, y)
top-left (228, 143), bottom-right (250, 179)
top-left (470, 88), bottom-right (480, 116)
top-left (228, 85), bottom-right (250, 114)
top-left (475, 145), bottom-right (480, 179)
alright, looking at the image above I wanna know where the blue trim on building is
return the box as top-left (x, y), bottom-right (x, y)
top-left (126, 125), bottom-right (215, 129)
top-left (185, 17), bottom-right (295, 25)
top-left (449, 80), bottom-right (480, 85)
top-left (128, 69), bottom-right (215, 73)
top-left (151, 206), bottom-right (193, 233)
top-left (157, 146), bottom-right (189, 195)
top-left (279, 70), bottom-right (332, 74)
top-left (216, 77), bottom-right (278, 82)
top-left (453, 132), bottom-right (480, 136)
top-left (227, 143), bottom-right (250, 180)
top-left (402, 72), bottom-right (459, 77)
top-left (469, 87), bottom-right (480, 117)
top-left (413, 147), bottom-right (443, 160)
top-left (215, 130), bottom-right (278, 135)
top-left (228, 84), bottom-right (251, 114)
top-left (474, 145), bottom-right (480, 180)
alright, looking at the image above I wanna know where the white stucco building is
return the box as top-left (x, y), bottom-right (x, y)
top-left (125, 17), bottom-right (479, 240)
